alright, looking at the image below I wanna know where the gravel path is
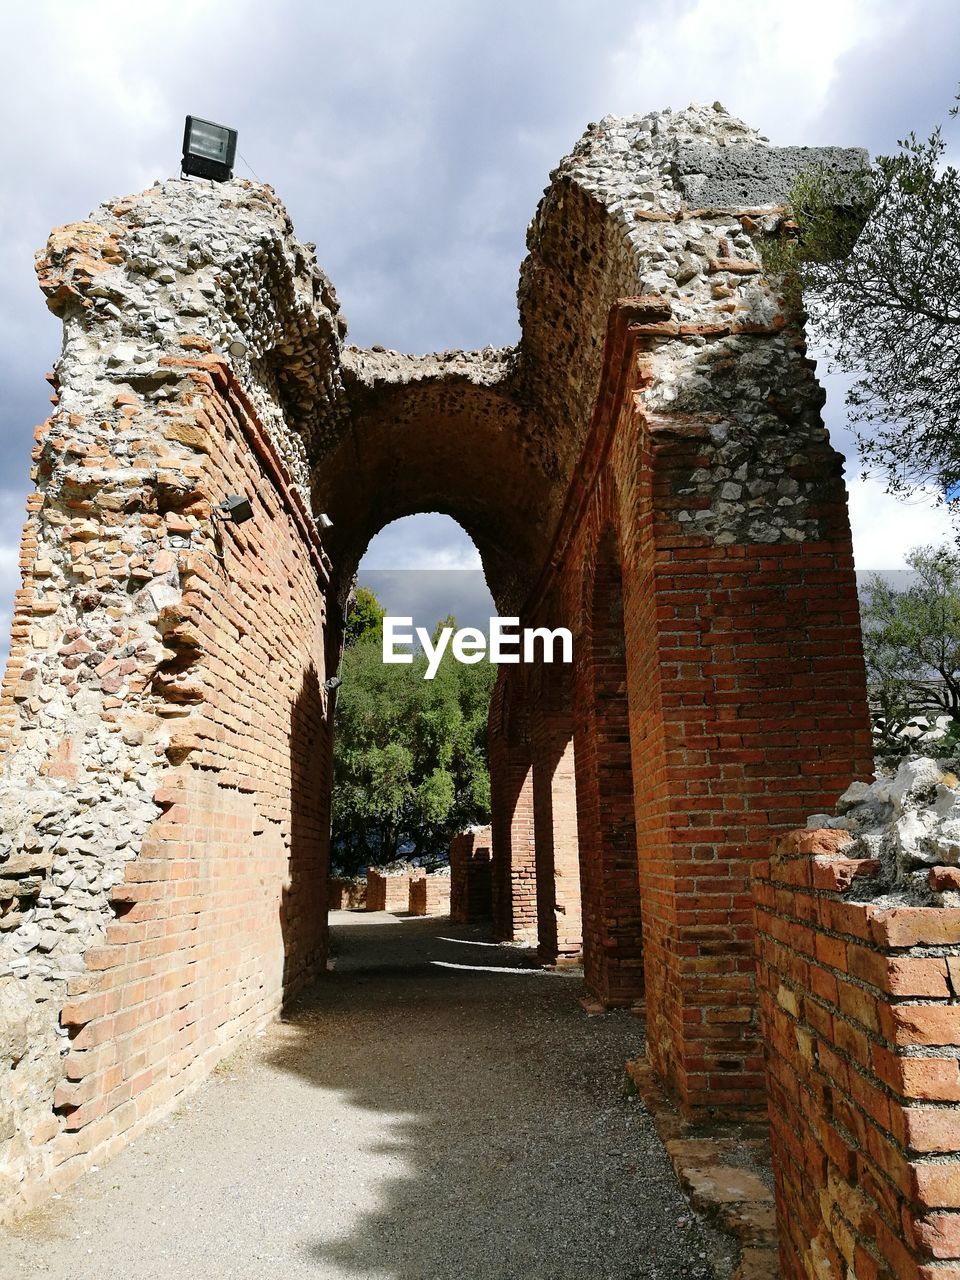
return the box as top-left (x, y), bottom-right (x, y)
top-left (2, 912), bottom-right (735, 1280)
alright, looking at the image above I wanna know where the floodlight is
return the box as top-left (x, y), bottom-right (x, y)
top-left (215, 494), bottom-right (254, 524)
top-left (324, 676), bottom-right (342, 693)
top-left (318, 513), bottom-right (333, 529)
top-left (182, 116), bottom-right (238, 182)
top-left (227, 339), bottom-right (248, 359)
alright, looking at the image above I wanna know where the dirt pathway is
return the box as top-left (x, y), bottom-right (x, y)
top-left (2, 913), bottom-right (735, 1280)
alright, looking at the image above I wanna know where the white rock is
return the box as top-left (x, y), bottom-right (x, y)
top-left (888, 758), bottom-right (944, 813)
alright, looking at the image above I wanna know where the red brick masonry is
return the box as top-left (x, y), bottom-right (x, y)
top-left (408, 875), bottom-right (451, 917)
top-left (449, 829), bottom-right (493, 924)
top-left (365, 868), bottom-right (423, 913)
top-left (755, 829), bottom-right (960, 1280)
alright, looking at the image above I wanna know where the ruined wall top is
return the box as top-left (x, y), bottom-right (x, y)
top-left (34, 105), bottom-right (867, 605)
top-left (37, 177), bottom-right (345, 501)
top-left (555, 102), bottom-right (864, 219)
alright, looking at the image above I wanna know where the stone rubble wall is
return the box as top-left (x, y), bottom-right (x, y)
top-left (756, 759), bottom-right (960, 1279)
top-left (0, 179), bottom-right (336, 1215)
top-left (516, 104), bottom-right (865, 550)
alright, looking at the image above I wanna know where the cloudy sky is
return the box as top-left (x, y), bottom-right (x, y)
top-left (1, 0), bottom-right (958, 643)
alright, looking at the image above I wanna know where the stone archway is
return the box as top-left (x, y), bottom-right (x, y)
top-left (0, 104), bottom-right (874, 1218)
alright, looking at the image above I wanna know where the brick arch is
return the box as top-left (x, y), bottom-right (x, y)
top-left (573, 521), bottom-right (644, 1007)
top-left (528, 636), bottom-right (583, 963)
top-left (312, 363), bottom-right (555, 614)
top-left (1, 107), bottom-right (877, 1226)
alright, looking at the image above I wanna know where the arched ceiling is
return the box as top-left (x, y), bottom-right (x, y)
top-left (313, 349), bottom-right (555, 613)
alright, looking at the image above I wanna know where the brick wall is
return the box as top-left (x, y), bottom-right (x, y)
top-left (529, 662), bottom-right (583, 962)
top-left (487, 298), bottom-right (873, 1115)
top-left (449, 829), bottom-right (493, 925)
top-left (488, 677), bottom-right (537, 942)
top-left (366, 869), bottom-right (420, 913)
top-left (0, 349), bottom-right (333, 1210)
top-left (573, 527), bottom-right (644, 1006)
top-left (329, 878), bottom-right (366, 910)
top-left (756, 828), bottom-right (960, 1280)
top-left (408, 874), bottom-right (451, 917)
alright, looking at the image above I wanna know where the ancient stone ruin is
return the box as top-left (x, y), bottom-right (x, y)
top-left (449, 826), bottom-right (493, 925)
top-left (0, 101), bottom-right (944, 1277)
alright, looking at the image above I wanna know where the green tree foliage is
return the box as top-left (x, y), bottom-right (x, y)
top-left (331, 592), bottom-right (495, 874)
top-left (344, 586), bottom-right (386, 646)
top-left (863, 546), bottom-right (960, 756)
top-left (760, 94), bottom-right (960, 499)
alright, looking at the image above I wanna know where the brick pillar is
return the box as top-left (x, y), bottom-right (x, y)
top-left (367, 871), bottom-right (416, 912)
top-left (449, 828), bottom-right (492, 923)
top-left (531, 666), bottom-right (583, 963)
top-left (488, 674), bottom-right (537, 943)
top-left (615, 400), bottom-right (873, 1116)
top-left (409, 874), bottom-right (450, 917)
top-left (574, 531), bottom-right (644, 1006)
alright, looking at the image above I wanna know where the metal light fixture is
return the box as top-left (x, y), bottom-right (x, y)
top-left (323, 676), bottom-right (342, 693)
top-left (227, 338), bottom-right (248, 359)
top-left (318, 513), bottom-right (333, 530)
top-left (182, 115), bottom-right (238, 182)
top-left (214, 494), bottom-right (254, 524)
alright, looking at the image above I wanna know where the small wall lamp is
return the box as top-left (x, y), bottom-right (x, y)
top-left (318, 513), bottom-right (333, 530)
top-left (214, 494), bottom-right (254, 524)
top-left (323, 676), bottom-right (342, 693)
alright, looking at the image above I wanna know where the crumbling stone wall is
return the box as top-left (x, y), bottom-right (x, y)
top-left (0, 180), bottom-right (337, 1213)
top-left (756, 760), bottom-right (960, 1279)
top-left (0, 104), bottom-right (875, 1224)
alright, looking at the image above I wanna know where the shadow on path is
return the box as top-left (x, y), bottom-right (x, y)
top-left (270, 913), bottom-right (733, 1280)
top-left (1, 913), bottom-right (734, 1280)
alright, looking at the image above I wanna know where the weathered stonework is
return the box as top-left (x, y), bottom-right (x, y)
top-left (0, 103), bottom-right (878, 1275)
top-left (755, 766), bottom-right (960, 1278)
top-left (1, 180), bottom-right (336, 1211)
top-left (365, 868), bottom-right (422, 913)
top-left (515, 106), bottom-right (856, 549)
top-left (408, 872), bottom-right (451, 918)
top-left (313, 103), bottom-right (865, 611)
top-left (449, 827), bottom-right (493, 925)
